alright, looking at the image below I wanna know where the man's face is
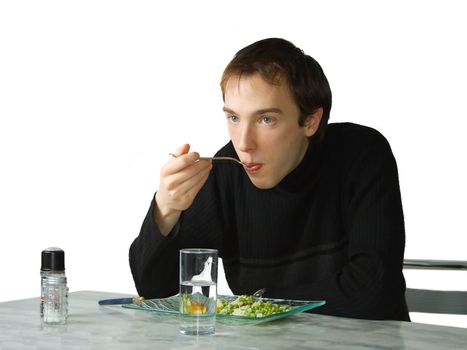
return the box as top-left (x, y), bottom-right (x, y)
top-left (223, 74), bottom-right (320, 189)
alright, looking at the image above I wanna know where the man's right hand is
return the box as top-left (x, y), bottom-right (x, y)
top-left (154, 144), bottom-right (212, 236)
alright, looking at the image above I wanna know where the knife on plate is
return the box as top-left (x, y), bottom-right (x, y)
top-left (98, 296), bottom-right (144, 305)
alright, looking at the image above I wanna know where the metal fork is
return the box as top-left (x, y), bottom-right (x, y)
top-left (199, 156), bottom-right (244, 165)
top-left (169, 153), bottom-right (244, 165)
top-left (253, 288), bottom-right (267, 298)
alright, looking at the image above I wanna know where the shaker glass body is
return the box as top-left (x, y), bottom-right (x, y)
top-left (41, 274), bottom-right (68, 324)
top-left (40, 247), bottom-right (68, 325)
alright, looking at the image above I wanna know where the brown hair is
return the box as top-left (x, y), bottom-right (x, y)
top-left (221, 38), bottom-right (332, 141)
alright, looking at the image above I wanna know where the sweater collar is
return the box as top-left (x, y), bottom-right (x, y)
top-left (275, 139), bottom-right (323, 193)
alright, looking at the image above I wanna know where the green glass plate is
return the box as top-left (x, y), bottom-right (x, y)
top-left (123, 294), bottom-right (325, 324)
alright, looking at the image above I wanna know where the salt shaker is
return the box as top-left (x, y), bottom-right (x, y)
top-left (40, 247), bottom-right (68, 324)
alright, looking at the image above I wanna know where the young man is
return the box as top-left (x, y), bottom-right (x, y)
top-left (129, 38), bottom-right (410, 321)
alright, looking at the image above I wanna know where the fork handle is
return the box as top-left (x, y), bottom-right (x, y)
top-left (200, 157), bottom-right (243, 164)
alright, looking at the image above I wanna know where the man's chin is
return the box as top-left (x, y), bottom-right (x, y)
top-left (248, 176), bottom-right (279, 190)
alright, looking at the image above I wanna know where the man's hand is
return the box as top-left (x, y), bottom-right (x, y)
top-left (154, 144), bottom-right (212, 236)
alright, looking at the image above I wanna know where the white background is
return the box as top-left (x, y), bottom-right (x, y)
top-left (1, 1), bottom-right (466, 328)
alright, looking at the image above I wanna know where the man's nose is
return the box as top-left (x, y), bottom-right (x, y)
top-left (237, 124), bottom-right (256, 152)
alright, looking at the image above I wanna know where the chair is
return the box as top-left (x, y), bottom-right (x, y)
top-left (404, 259), bottom-right (467, 315)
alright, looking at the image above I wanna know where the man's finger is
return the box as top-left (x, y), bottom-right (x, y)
top-left (163, 158), bottom-right (211, 189)
top-left (172, 144), bottom-right (190, 158)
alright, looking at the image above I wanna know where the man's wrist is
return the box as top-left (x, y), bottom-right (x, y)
top-left (154, 193), bottom-right (181, 236)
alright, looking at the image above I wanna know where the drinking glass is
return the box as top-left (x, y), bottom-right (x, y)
top-left (179, 248), bottom-right (218, 336)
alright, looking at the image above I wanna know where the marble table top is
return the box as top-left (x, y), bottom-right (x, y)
top-left (1, 291), bottom-right (466, 349)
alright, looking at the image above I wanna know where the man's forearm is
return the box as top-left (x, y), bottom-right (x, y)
top-left (129, 197), bottom-right (180, 298)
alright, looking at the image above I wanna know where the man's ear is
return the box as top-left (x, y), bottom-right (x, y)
top-left (303, 107), bottom-right (323, 137)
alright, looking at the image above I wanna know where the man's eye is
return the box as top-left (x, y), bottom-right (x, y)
top-left (228, 115), bottom-right (239, 124)
top-left (261, 116), bottom-right (274, 125)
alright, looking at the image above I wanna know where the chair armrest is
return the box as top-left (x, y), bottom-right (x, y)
top-left (404, 259), bottom-right (467, 270)
top-left (406, 288), bottom-right (467, 314)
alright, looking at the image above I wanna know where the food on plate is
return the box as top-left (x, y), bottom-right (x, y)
top-left (216, 295), bottom-right (291, 317)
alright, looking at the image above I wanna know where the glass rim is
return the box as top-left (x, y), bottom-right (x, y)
top-left (180, 248), bottom-right (218, 254)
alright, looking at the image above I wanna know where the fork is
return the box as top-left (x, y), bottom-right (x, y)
top-left (199, 156), bottom-right (244, 165)
top-left (253, 288), bottom-right (267, 298)
top-left (169, 153), bottom-right (244, 165)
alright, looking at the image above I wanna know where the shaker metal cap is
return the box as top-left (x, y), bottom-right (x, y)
top-left (41, 247), bottom-right (65, 271)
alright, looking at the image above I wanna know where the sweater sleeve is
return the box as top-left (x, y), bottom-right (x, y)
top-left (129, 169), bottom-right (225, 299)
top-left (266, 134), bottom-right (409, 321)
top-left (129, 196), bottom-right (180, 298)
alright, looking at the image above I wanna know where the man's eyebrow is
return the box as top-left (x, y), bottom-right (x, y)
top-left (222, 107), bottom-right (236, 114)
top-left (222, 107), bottom-right (284, 115)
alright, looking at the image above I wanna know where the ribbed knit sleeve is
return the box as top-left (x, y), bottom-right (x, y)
top-left (129, 166), bottom-right (225, 299)
top-left (129, 196), bottom-right (179, 298)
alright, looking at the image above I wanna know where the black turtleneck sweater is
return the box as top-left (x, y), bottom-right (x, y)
top-left (129, 123), bottom-right (410, 321)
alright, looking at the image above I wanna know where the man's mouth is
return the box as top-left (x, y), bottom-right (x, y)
top-left (243, 163), bottom-right (262, 173)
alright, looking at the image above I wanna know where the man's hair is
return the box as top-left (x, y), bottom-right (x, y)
top-left (221, 38), bottom-right (332, 141)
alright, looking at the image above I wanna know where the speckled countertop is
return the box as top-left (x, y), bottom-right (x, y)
top-left (1, 291), bottom-right (466, 349)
